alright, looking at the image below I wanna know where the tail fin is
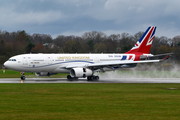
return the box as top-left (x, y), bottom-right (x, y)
top-left (126, 26), bottom-right (156, 54)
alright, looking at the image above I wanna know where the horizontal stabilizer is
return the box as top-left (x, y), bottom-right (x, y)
top-left (149, 53), bottom-right (173, 60)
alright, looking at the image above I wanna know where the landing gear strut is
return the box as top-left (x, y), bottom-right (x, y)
top-left (87, 76), bottom-right (99, 81)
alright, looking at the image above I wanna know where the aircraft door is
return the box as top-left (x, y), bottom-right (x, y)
top-left (48, 57), bottom-right (52, 65)
top-left (22, 57), bottom-right (28, 65)
top-left (93, 57), bottom-right (100, 63)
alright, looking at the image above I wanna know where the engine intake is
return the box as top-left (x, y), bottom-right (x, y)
top-left (70, 68), bottom-right (93, 78)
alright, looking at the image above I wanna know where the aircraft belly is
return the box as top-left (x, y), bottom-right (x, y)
top-left (21, 64), bottom-right (56, 72)
top-left (52, 68), bottom-right (69, 73)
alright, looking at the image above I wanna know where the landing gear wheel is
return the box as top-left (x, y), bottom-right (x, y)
top-left (87, 76), bottom-right (99, 81)
top-left (67, 75), bottom-right (78, 81)
top-left (87, 76), bottom-right (91, 81)
top-left (73, 77), bottom-right (79, 80)
top-left (67, 75), bottom-right (72, 80)
top-left (95, 76), bottom-right (99, 81)
top-left (21, 76), bottom-right (26, 80)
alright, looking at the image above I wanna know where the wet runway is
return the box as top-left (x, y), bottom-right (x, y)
top-left (1, 78), bottom-right (180, 83)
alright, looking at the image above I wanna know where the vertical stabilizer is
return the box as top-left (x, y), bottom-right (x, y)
top-left (126, 26), bottom-right (156, 54)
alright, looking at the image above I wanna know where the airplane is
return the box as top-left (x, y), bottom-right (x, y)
top-left (3, 26), bottom-right (171, 81)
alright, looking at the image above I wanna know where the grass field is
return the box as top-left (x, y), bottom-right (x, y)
top-left (0, 83), bottom-right (180, 120)
top-left (0, 69), bottom-right (68, 78)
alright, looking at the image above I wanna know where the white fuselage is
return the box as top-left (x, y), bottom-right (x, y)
top-left (4, 53), bottom-right (139, 73)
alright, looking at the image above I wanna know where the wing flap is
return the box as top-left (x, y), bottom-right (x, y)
top-left (87, 60), bottom-right (160, 67)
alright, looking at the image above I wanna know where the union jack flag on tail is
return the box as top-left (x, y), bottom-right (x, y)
top-left (126, 26), bottom-right (156, 54)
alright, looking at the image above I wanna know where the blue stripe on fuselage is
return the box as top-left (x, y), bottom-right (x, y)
top-left (121, 56), bottom-right (127, 60)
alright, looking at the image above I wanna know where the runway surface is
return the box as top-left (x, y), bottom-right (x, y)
top-left (1, 78), bottom-right (180, 83)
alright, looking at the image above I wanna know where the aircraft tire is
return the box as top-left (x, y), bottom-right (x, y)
top-left (87, 76), bottom-right (99, 81)
top-left (95, 76), bottom-right (99, 81)
top-left (87, 76), bottom-right (94, 81)
top-left (67, 75), bottom-right (72, 80)
top-left (73, 77), bottom-right (79, 80)
top-left (21, 76), bottom-right (26, 80)
top-left (87, 76), bottom-right (91, 81)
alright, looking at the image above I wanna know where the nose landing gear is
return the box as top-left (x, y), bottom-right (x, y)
top-left (20, 72), bottom-right (26, 80)
top-left (21, 75), bottom-right (26, 80)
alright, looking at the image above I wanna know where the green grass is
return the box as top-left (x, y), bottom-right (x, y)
top-left (0, 83), bottom-right (180, 120)
top-left (0, 69), bottom-right (68, 78)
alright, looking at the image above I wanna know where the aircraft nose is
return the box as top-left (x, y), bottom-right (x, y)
top-left (4, 61), bottom-right (9, 68)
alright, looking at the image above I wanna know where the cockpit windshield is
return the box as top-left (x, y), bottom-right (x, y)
top-left (8, 59), bottom-right (16, 61)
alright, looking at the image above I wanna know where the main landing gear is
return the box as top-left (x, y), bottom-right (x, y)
top-left (87, 76), bottom-right (99, 81)
top-left (67, 75), bottom-right (99, 81)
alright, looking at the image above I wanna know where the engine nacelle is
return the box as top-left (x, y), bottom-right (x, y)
top-left (135, 55), bottom-right (148, 61)
top-left (140, 55), bottom-right (148, 60)
top-left (70, 68), bottom-right (93, 78)
top-left (35, 72), bottom-right (51, 76)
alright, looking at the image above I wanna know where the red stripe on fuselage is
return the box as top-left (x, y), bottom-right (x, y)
top-left (128, 55), bottom-right (133, 60)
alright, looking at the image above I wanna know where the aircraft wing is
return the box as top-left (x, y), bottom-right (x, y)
top-left (65, 55), bottom-right (171, 69)
top-left (88, 59), bottom-right (160, 67)
top-left (65, 59), bottom-right (160, 68)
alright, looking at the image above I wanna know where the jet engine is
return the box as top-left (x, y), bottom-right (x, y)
top-left (35, 72), bottom-right (53, 76)
top-left (140, 55), bottom-right (148, 60)
top-left (70, 68), bottom-right (93, 78)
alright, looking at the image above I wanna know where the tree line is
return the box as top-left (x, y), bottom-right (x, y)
top-left (0, 30), bottom-right (180, 65)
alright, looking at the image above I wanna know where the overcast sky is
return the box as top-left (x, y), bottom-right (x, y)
top-left (0, 0), bottom-right (180, 38)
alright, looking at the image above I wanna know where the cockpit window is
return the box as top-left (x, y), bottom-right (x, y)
top-left (8, 59), bottom-right (16, 61)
